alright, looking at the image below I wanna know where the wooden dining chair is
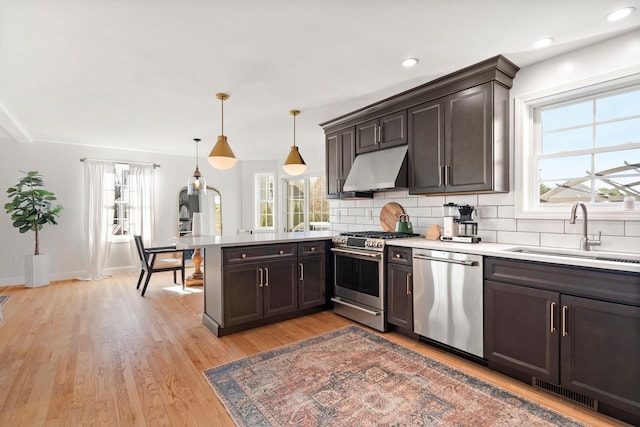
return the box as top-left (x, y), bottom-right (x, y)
top-left (134, 235), bottom-right (186, 296)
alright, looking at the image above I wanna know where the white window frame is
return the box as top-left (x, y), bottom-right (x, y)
top-left (108, 163), bottom-right (131, 242)
top-left (514, 68), bottom-right (640, 220)
top-left (254, 173), bottom-right (275, 231)
top-left (283, 175), bottom-right (330, 232)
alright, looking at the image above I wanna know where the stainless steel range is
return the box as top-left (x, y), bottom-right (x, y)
top-left (331, 231), bottom-right (416, 331)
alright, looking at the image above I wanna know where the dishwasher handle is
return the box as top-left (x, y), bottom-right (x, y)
top-left (413, 254), bottom-right (478, 266)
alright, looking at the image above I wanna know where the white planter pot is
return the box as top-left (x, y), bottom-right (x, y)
top-left (25, 253), bottom-right (50, 287)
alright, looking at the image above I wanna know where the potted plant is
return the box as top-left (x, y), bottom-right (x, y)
top-left (4, 171), bottom-right (63, 287)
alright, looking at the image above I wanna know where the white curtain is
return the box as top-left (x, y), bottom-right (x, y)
top-left (82, 160), bottom-right (112, 280)
top-left (128, 164), bottom-right (155, 265)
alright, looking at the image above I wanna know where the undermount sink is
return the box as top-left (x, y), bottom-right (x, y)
top-left (503, 246), bottom-right (640, 265)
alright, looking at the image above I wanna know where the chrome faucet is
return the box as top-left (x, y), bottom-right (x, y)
top-left (569, 201), bottom-right (601, 251)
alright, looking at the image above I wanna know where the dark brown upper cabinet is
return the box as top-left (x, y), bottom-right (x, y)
top-left (355, 110), bottom-right (407, 154)
top-left (326, 126), bottom-right (355, 197)
top-left (320, 55), bottom-right (519, 198)
top-left (408, 82), bottom-right (510, 194)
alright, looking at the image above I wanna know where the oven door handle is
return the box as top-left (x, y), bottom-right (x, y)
top-left (331, 297), bottom-right (381, 316)
top-left (330, 247), bottom-right (382, 259)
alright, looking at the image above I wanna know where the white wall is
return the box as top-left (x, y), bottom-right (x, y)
top-left (0, 140), bottom-right (241, 285)
top-left (330, 30), bottom-right (640, 254)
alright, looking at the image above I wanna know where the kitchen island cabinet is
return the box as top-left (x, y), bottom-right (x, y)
top-left (484, 257), bottom-right (640, 425)
top-left (173, 232), bottom-right (333, 337)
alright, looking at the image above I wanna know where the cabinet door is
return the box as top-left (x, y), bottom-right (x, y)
top-left (408, 100), bottom-right (445, 194)
top-left (223, 264), bottom-right (263, 327)
top-left (484, 280), bottom-right (560, 383)
top-left (386, 263), bottom-right (413, 329)
top-left (299, 255), bottom-right (326, 310)
top-left (356, 118), bottom-right (379, 154)
top-left (560, 295), bottom-right (640, 417)
top-left (263, 259), bottom-right (298, 318)
top-left (326, 127), bottom-right (355, 195)
top-left (379, 110), bottom-right (407, 150)
top-left (445, 83), bottom-right (494, 192)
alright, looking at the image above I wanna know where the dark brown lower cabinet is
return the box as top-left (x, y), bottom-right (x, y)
top-left (223, 259), bottom-right (297, 327)
top-left (219, 241), bottom-right (329, 333)
top-left (484, 257), bottom-right (640, 425)
top-left (386, 246), bottom-right (413, 331)
top-left (299, 254), bottom-right (326, 310)
top-left (387, 263), bottom-right (413, 330)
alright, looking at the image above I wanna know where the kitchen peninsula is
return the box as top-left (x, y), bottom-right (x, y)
top-left (173, 231), bottom-right (335, 336)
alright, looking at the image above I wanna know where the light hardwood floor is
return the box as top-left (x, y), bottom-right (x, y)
top-left (0, 273), bottom-right (628, 426)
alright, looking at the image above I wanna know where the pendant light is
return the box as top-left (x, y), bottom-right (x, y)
top-left (188, 138), bottom-right (207, 195)
top-left (282, 109), bottom-right (307, 176)
top-left (208, 93), bottom-right (237, 170)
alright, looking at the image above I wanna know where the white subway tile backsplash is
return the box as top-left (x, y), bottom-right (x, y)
top-left (355, 199), bottom-right (374, 208)
top-left (497, 205), bottom-right (515, 218)
top-left (417, 195), bottom-right (446, 207)
top-left (517, 219), bottom-right (564, 234)
top-left (596, 235), bottom-right (640, 254)
top-left (480, 218), bottom-right (517, 231)
top-left (330, 192), bottom-right (636, 253)
top-left (445, 194), bottom-right (478, 206)
top-left (565, 220), bottom-right (624, 236)
top-left (497, 231), bottom-right (540, 246)
top-left (476, 206), bottom-right (497, 219)
top-left (625, 221), bottom-right (640, 237)
top-left (478, 192), bottom-right (515, 205)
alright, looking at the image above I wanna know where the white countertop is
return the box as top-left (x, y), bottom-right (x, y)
top-left (172, 230), bottom-right (335, 249)
top-left (387, 237), bottom-right (640, 274)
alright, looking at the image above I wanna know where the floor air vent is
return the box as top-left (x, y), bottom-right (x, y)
top-left (533, 378), bottom-right (598, 410)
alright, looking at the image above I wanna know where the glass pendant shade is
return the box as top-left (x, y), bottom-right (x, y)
top-left (208, 135), bottom-right (237, 170)
top-left (282, 109), bottom-right (307, 176)
top-left (188, 138), bottom-right (207, 195)
top-left (208, 93), bottom-right (237, 170)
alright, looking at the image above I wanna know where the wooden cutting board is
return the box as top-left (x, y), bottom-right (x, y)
top-left (379, 202), bottom-right (405, 232)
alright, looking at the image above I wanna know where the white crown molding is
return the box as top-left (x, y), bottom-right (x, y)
top-left (0, 103), bottom-right (31, 144)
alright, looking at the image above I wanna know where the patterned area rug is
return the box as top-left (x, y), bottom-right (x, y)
top-left (0, 295), bottom-right (9, 308)
top-left (204, 326), bottom-right (586, 426)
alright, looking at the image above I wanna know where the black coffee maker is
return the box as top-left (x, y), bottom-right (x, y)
top-left (456, 204), bottom-right (479, 239)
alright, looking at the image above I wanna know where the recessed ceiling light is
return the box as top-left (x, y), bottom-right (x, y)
top-left (533, 38), bottom-right (554, 49)
top-left (606, 7), bottom-right (635, 21)
top-left (401, 58), bottom-right (419, 67)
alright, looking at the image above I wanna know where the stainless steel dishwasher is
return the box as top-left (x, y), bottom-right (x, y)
top-left (413, 248), bottom-right (484, 358)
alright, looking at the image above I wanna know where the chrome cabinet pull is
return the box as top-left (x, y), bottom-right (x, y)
top-left (310, 247), bottom-right (316, 252)
top-left (377, 125), bottom-right (382, 144)
top-left (258, 268), bottom-right (263, 287)
top-left (406, 273), bottom-right (412, 295)
top-left (562, 305), bottom-right (568, 337)
top-left (395, 253), bottom-right (401, 259)
top-left (264, 267), bottom-right (269, 287)
top-left (438, 165), bottom-right (443, 187)
top-left (299, 263), bottom-right (304, 281)
top-left (241, 253), bottom-right (247, 259)
top-left (279, 250), bottom-right (284, 255)
top-left (550, 302), bottom-right (556, 333)
top-left (445, 165), bottom-right (451, 186)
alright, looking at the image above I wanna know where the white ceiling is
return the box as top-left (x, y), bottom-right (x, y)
top-left (0, 0), bottom-right (639, 163)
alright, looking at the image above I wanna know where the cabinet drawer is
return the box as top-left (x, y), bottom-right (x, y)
top-left (298, 241), bottom-right (327, 257)
top-left (223, 243), bottom-right (297, 265)
top-left (485, 257), bottom-right (640, 307)
top-left (387, 246), bottom-right (412, 265)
